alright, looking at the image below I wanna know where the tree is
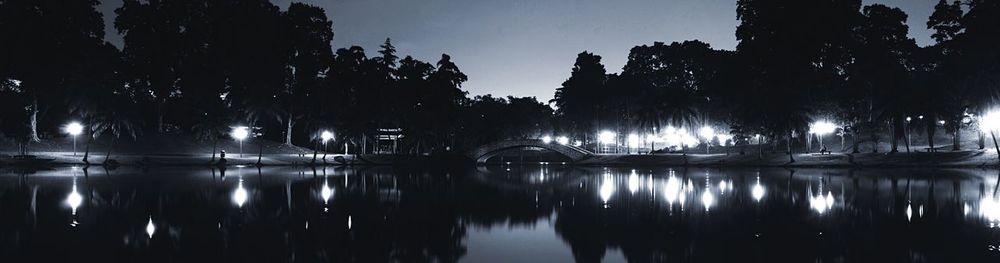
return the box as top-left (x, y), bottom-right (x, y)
top-left (850, 4), bottom-right (918, 152)
top-left (115, 0), bottom-right (192, 133)
top-left (0, 0), bottom-right (108, 142)
top-left (280, 2), bottom-right (333, 145)
top-left (552, 52), bottom-right (608, 145)
top-left (88, 94), bottom-right (143, 165)
top-left (736, 0), bottom-right (860, 159)
top-left (927, 0), bottom-right (964, 43)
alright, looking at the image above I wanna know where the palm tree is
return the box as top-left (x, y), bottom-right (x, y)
top-left (89, 97), bottom-right (142, 165)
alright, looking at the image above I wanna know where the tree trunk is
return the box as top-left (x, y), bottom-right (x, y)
top-left (312, 147), bottom-right (318, 164)
top-left (758, 136), bottom-right (763, 159)
top-left (29, 96), bottom-right (40, 142)
top-left (806, 134), bottom-right (812, 153)
top-left (952, 126), bottom-right (960, 151)
top-left (103, 139), bottom-right (114, 164)
top-left (82, 136), bottom-right (91, 164)
top-left (852, 131), bottom-right (861, 153)
top-left (871, 128), bottom-right (879, 153)
top-left (156, 100), bottom-right (165, 133)
top-left (979, 131), bottom-right (986, 150)
top-left (889, 117), bottom-right (902, 153)
top-left (210, 140), bottom-right (217, 163)
top-left (927, 122), bottom-right (936, 152)
top-left (285, 112), bottom-right (294, 145)
top-left (787, 130), bottom-right (794, 163)
top-left (257, 141), bottom-right (264, 165)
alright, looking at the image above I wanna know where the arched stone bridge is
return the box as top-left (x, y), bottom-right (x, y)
top-left (467, 139), bottom-right (594, 164)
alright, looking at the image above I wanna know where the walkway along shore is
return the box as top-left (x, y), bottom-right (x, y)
top-left (4, 150), bottom-right (1000, 168)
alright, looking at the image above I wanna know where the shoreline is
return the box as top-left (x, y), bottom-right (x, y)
top-left (3, 150), bottom-right (1000, 169)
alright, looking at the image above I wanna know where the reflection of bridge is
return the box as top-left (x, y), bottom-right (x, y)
top-left (467, 139), bottom-right (594, 164)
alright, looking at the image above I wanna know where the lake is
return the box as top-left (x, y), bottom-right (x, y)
top-left (1, 165), bottom-right (999, 262)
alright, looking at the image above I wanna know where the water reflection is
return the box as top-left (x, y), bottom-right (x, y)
top-left (232, 177), bottom-right (248, 208)
top-left (145, 217), bottom-right (155, 238)
top-left (1, 166), bottom-right (999, 262)
top-left (65, 177), bottom-right (82, 225)
top-left (752, 175), bottom-right (765, 202)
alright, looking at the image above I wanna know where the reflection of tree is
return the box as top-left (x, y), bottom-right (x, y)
top-left (0, 167), bottom-right (999, 262)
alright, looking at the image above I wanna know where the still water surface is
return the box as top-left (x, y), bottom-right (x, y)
top-left (1, 165), bottom-right (1000, 262)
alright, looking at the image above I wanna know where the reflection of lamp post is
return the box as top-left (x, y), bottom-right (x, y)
top-left (233, 177), bottom-right (248, 208)
top-left (64, 122), bottom-right (83, 156)
top-left (66, 177), bottom-right (82, 226)
top-left (231, 126), bottom-right (249, 158)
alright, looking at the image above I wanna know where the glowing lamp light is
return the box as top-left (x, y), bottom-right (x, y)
top-left (663, 176), bottom-right (681, 204)
top-left (981, 110), bottom-right (1000, 132)
top-left (231, 126), bottom-right (250, 157)
top-left (627, 171), bottom-right (640, 194)
top-left (233, 178), bottom-right (248, 208)
top-left (320, 130), bottom-right (334, 144)
top-left (321, 181), bottom-right (333, 204)
top-left (541, 136), bottom-right (552, 144)
top-left (231, 126), bottom-right (249, 141)
top-left (979, 196), bottom-right (1000, 223)
top-left (627, 134), bottom-right (641, 148)
top-left (146, 217), bottom-right (156, 238)
top-left (556, 136), bottom-right (570, 145)
top-left (598, 131), bottom-right (617, 145)
top-left (809, 121), bottom-right (837, 135)
top-left (599, 176), bottom-right (615, 204)
top-left (699, 126), bottom-right (715, 140)
top-left (701, 190), bottom-right (715, 211)
top-left (751, 176), bottom-right (765, 202)
top-left (66, 185), bottom-right (82, 215)
top-left (64, 122), bottom-right (83, 136)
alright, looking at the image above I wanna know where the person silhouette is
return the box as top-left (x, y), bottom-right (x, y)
top-left (217, 150), bottom-right (228, 166)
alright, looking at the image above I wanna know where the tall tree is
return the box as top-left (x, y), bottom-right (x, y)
top-left (552, 52), bottom-right (608, 145)
top-left (280, 2), bottom-right (333, 145)
top-left (0, 0), bottom-right (107, 142)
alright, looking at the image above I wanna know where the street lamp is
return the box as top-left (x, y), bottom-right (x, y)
top-left (809, 121), bottom-right (836, 153)
top-left (64, 122), bottom-right (83, 156)
top-left (598, 131), bottom-right (616, 154)
top-left (320, 130), bottom-right (334, 159)
top-left (541, 135), bottom-right (553, 144)
top-left (905, 117), bottom-right (913, 152)
top-left (231, 126), bottom-right (250, 158)
top-left (556, 136), bottom-right (570, 145)
top-left (980, 110), bottom-right (1000, 163)
top-left (698, 126), bottom-right (715, 154)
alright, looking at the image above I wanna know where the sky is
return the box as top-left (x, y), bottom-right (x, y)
top-left (98, 0), bottom-right (938, 103)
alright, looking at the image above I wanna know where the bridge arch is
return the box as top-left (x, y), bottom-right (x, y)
top-left (467, 139), bottom-right (594, 164)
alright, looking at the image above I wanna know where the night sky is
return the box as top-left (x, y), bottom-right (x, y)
top-left (98, 0), bottom-right (938, 102)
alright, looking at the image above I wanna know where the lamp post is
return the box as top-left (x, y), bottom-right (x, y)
top-left (980, 110), bottom-right (1000, 164)
top-left (598, 131), bottom-right (616, 154)
top-left (321, 130), bottom-right (334, 160)
top-left (231, 126), bottom-right (250, 158)
top-left (64, 122), bottom-right (83, 156)
top-left (905, 117), bottom-right (912, 152)
top-left (699, 126), bottom-right (714, 154)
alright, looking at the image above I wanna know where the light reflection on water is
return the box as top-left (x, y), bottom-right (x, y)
top-left (0, 166), bottom-right (999, 262)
